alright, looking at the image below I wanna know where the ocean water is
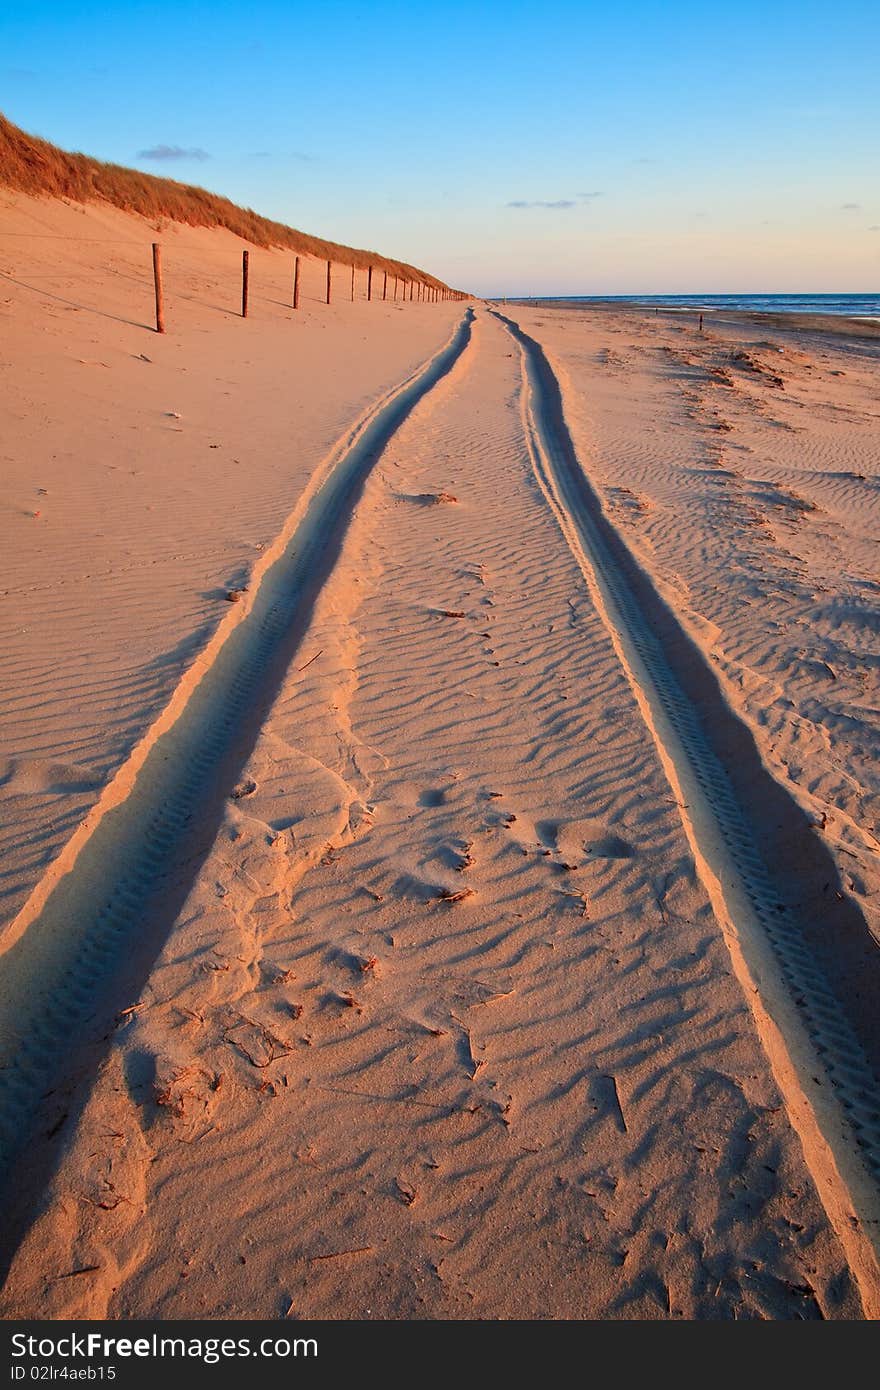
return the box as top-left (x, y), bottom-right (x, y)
top-left (522, 293), bottom-right (880, 319)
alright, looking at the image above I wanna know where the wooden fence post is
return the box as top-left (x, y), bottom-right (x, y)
top-left (368, 266), bottom-right (373, 301)
top-left (326, 259), bottom-right (332, 305)
top-left (151, 243), bottom-right (165, 333)
top-left (409, 280), bottom-right (414, 301)
top-left (393, 277), bottom-right (398, 301)
top-left (241, 250), bottom-right (249, 318)
top-left (383, 271), bottom-right (388, 301)
top-left (293, 255), bottom-right (300, 310)
top-left (351, 264), bottom-right (355, 301)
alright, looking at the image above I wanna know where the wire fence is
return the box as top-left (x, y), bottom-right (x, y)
top-left (0, 231), bottom-right (469, 333)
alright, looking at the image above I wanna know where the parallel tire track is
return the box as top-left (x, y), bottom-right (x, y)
top-left (0, 309), bottom-right (474, 1175)
top-left (495, 309), bottom-right (880, 1314)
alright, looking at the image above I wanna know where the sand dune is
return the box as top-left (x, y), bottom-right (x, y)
top-left (0, 191), bottom-right (460, 948)
top-left (1, 206), bottom-right (879, 1319)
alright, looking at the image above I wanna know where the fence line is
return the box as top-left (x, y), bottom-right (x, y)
top-left (22, 239), bottom-right (469, 333)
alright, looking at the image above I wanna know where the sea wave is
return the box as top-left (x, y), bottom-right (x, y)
top-left (527, 294), bottom-right (880, 318)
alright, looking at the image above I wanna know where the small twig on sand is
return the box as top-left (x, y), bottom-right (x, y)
top-left (223, 1016), bottom-right (293, 1068)
top-left (435, 886), bottom-right (474, 904)
top-left (317, 1082), bottom-right (449, 1112)
top-left (83, 1191), bottom-right (133, 1210)
top-left (115, 1002), bottom-right (146, 1023)
top-left (298, 649), bottom-right (323, 674)
top-left (309, 1246), bottom-right (373, 1263)
top-left (49, 1265), bottom-right (101, 1282)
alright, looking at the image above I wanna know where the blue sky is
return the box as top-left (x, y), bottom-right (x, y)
top-left (2, 0), bottom-right (878, 293)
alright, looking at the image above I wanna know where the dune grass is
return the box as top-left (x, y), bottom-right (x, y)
top-left (0, 111), bottom-right (448, 287)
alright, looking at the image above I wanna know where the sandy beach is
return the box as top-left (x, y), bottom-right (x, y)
top-left (2, 192), bottom-right (879, 1320)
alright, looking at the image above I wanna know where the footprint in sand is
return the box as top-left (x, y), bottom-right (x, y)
top-left (536, 817), bottom-right (635, 865)
top-left (434, 838), bottom-right (475, 872)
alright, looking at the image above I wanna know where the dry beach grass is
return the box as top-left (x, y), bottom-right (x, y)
top-left (0, 112), bottom-right (448, 289)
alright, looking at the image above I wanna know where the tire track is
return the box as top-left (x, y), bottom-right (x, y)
top-left (493, 309), bottom-right (880, 1313)
top-left (0, 309), bottom-right (474, 1176)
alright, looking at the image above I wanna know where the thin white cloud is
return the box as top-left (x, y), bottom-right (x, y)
top-left (137, 145), bottom-right (210, 162)
top-left (507, 199), bottom-right (576, 209)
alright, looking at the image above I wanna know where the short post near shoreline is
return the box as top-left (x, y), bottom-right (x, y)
top-left (152, 243), bottom-right (164, 333)
top-left (293, 255), bottom-right (300, 310)
top-left (241, 250), bottom-right (249, 318)
top-left (383, 272), bottom-right (388, 301)
top-left (367, 266), bottom-right (373, 302)
top-left (326, 259), bottom-right (332, 305)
